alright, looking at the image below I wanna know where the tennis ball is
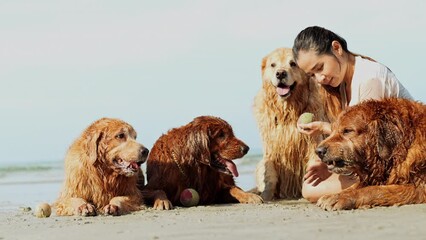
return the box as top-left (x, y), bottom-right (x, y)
top-left (298, 112), bottom-right (315, 124)
top-left (180, 188), bottom-right (200, 207)
top-left (34, 203), bottom-right (51, 218)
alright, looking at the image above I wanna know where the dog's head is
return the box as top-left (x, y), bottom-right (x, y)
top-left (315, 99), bottom-right (404, 177)
top-left (81, 118), bottom-right (149, 177)
top-left (261, 48), bottom-right (308, 99)
top-left (188, 116), bottom-right (249, 177)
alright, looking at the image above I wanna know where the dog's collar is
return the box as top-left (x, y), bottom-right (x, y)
top-left (171, 151), bottom-right (187, 178)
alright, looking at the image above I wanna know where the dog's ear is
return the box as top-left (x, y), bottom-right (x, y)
top-left (261, 56), bottom-right (267, 73)
top-left (192, 127), bottom-right (211, 166)
top-left (84, 130), bottom-right (104, 164)
top-left (369, 119), bottom-right (402, 160)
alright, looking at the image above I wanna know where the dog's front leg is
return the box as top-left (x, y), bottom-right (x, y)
top-left (55, 197), bottom-right (97, 216)
top-left (141, 189), bottom-right (173, 210)
top-left (225, 186), bottom-right (264, 204)
top-left (255, 157), bottom-right (278, 201)
top-left (105, 196), bottom-right (144, 216)
top-left (317, 184), bottom-right (424, 210)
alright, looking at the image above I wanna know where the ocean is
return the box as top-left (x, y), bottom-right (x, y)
top-left (0, 154), bottom-right (261, 212)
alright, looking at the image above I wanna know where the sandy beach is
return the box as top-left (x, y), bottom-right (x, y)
top-left (2, 199), bottom-right (426, 240)
top-left (1, 158), bottom-right (426, 240)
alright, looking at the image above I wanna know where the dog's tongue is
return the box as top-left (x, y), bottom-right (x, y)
top-left (225, 160), bottom-right (239, 177)
top-left (130, 162), bottom-right (140, 170)
top-left (276, 86), bottom-right (290, 96)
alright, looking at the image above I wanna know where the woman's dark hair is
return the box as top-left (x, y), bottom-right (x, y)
top-left (292, 26), bottom-right (350, 121)
top-left (292, 26), bottom-right (349, 63)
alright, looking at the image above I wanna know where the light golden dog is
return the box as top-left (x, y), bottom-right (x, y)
top-left (55, 118), bottom-right (149, 216)
top-left (253, 48), bottom-right (326, 200)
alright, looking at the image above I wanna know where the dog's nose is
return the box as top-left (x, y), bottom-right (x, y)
top-left (276, 70), bottom-right (287, 80)
top-left (315, 146), bottom-right (327, 160)
top-left (140, 147), bottom-right (149, 158)
top-left (241, 145), bottom-right (250, 155)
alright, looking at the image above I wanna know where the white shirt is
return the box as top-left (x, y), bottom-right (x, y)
top-left (349, 56), bottom-right (413, 106)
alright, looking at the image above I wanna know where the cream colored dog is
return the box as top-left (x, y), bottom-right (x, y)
top-left (55, 118), bottom-right (149, 216)
top-left (253, 48), bottom-right (326, 200)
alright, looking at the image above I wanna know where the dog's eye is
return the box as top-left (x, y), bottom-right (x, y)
top-left (289, 61), bottom-right (297, 67)
top-left (217, 132), bottom-right (226, 140)
top-left (270, 63), bottom-right (276, 68)
top-left (342, 128), bottom-right (354, 135)
top-left (116, 133), bottom-right (126, 139)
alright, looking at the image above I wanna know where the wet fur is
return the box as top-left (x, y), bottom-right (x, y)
top-left (253, 48), bottom-right (326, 200)
top-left (142, 116), bottom-right (263, 210)
top-left (316, 98), bottom-right (426, 210)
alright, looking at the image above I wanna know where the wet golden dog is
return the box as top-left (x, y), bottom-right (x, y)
top-left (316, 98), bottom-right (426, 210)
top-left (142, 116), bottom-right (263, 210)
top-left (55, 118), bottom-right (149, 216)
top-left (253, 48), bottom-right (326, 200)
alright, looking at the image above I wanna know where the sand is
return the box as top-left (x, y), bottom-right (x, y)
top-left (1, 199), bottom-right (426, 240)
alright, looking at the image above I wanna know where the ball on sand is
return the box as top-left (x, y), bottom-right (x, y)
top-left (298, 112), bottom-right (315, 124)
top-left (180, 188), bottom-right (200, 207)
top-left (34, 203), bottom-right (51, 218)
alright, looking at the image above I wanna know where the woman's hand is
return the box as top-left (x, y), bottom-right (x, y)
top-left (304, 158), bottom-right (332, 186)
top-left (297, 121), bottom-right (331, 136)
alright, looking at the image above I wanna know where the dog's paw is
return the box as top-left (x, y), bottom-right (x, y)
top-left (153, 199), bottom-right (173, 210)
top-left (77, 203), bottom-right (97, 216)
top-left (103, 204), bottom-right (120, 216)
top-left (240, 192), bottom-right (264, 204)
top-left (260, 191), bottom-right (274, 202)
top-left (317, 193), bottom-right (356, 211)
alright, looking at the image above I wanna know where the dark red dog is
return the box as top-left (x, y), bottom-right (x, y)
top-left (315, 98), bottom-right (426, 210)
top-left (142, 116), bottom-right (263, 209)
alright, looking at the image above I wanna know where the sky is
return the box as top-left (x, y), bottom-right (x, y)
top-left (1, 0), bottom-right (425, 164)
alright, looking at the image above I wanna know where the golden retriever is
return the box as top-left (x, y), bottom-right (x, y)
top-left (142, 116), bottom-right (263, 210)
top-left (55, 118), bottom-right (149, 216)
top-left (316, 98), bottom-right (426, 210)
top-left (253, 48), bottom-right (326, 200)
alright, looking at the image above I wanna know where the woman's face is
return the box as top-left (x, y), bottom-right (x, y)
top-left (296, 49), bottom-right (346, 88)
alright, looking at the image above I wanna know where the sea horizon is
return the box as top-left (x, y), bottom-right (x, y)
top-left (0, 152), bottom-right (262, 212)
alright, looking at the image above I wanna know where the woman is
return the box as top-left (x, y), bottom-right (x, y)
top-left (292, 26), bottom-right (413, 203)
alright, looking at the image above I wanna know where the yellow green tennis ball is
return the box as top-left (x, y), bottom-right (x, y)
top-left (298, 112), bottom-right (314, 124)
top-left (180, 188), bottom-right (200, 207)
top-left (34, 203), bottom-right (51, 218)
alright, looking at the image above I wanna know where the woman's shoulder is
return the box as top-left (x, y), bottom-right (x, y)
top-left (352, 56), bottom-right (412, 100)
top-left (355, 56), bottom-right (387, 72)
top-left (354, 56), bottom-right (394, 82)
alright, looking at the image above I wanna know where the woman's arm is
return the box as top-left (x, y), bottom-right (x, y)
top-left (297, 121), bottom-right (331, 136)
